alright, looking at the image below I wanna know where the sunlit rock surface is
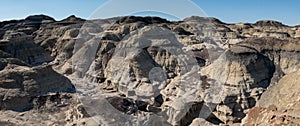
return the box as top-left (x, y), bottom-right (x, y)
top-left (0, 15), bottom-right (300, 125)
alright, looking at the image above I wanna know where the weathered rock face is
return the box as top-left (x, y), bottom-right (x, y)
top-left (0, 31), bottom-right (53, 65)
top-left (0, 15), bottom-right (300, 125)
top-left (237, 37), bottom-right (300, 86)
top-left (259, 70), bottom-right (300, 109)
top-left (33, 19), bottom-right (84, 67)
top-left (1, 15), bottom-right (55, 35)
top-left (0, 65), bottom-right (75, 111)
top-left (199, 45), bottom-right (275, 123)
top-left (242, 70), bottom-right (300, 125)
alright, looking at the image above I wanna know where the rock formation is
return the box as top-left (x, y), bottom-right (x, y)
top-left (242, 69), bottom-right (300, 125)
top-left (0, 64), bottom-right (75, 111)
top-left (0, 14), bottom-right (299, 125)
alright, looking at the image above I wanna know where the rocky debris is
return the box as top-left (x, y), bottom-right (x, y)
top-left (243, 105), bottom-right (300, 126)
top-left (33, 93), bottom-right (74, 111)
top-left (0, 93), bottom-right (89, 126)
top-left (106, 97), bottom-right (137, 114)
top-left (242, 70), bottom-right (300, 125)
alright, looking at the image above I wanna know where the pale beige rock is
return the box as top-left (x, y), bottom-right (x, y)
top-left (189, 118), bottom-right (216, 126)
top-left (242, 70), bottom-right (300, 126)
top-left (200, 45), bottom-right (275, 123)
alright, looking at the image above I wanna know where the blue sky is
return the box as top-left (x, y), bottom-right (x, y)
top-left (0, 0), bottom-right (299, 26)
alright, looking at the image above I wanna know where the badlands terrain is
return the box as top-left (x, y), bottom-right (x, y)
top-left (0, 15), bottom-right (300, 126)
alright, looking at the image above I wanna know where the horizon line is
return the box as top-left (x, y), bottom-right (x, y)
top-left (0, 14), bottom-right (298, 27)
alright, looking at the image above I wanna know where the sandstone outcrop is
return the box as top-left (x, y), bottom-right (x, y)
top-left (242, 70), bottom-right (300, 125)
top-left (198, 45), bottom-right (275, 124)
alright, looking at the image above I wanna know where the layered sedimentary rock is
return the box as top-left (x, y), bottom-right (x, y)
top-left (198, 45), bottom-right (275, 123)
top-left (0, 64), bottom-right (75, 111)
top-left (0, 15), bottom-right (300, 125)
top-left (0, 31), bottom-right (53, 65)
top-left (242, 70), bottom-right (300, 125)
